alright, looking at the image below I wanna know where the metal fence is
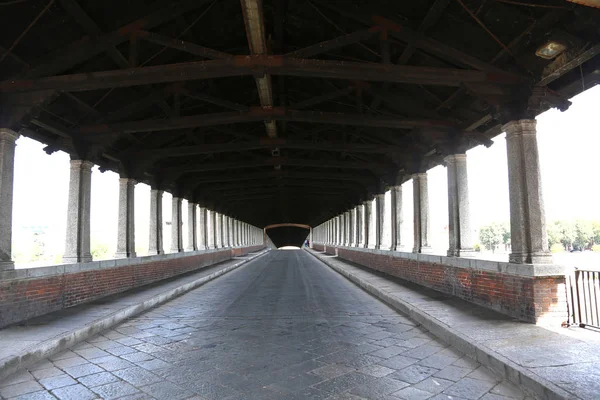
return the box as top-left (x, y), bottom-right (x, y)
top-left (567, 269), bottom-right (600, 329)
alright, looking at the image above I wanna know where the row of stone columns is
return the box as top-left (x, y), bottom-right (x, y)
top-left (114, 188), bottom-right (261, 262)
top-left (313, 119), bottom-right (552, 264)
top-left (0, 128), bottom-right (263, 270)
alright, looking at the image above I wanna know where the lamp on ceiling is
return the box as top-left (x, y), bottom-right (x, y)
top-left (535, 41), bottom-right (568, 59)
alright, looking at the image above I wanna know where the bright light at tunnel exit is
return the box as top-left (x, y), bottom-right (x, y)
top-left (278, 246), bottom-right (301, 250)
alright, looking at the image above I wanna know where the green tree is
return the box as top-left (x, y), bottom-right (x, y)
top-left (574, 220), bottom-right (594, 250)
top-left (556, 220), bottom-right (576, 250)
top-left (592, 221), bottom-right (600, 245)
top-left (479, 223), bottom-right (503, 252)
top-left (547, 221), bottom-right (562, 248)
top-left (501, 223), bottom-right (510, 246)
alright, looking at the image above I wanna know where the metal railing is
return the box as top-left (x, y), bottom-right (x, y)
top-left (567, 269), bottom-right (600, 329)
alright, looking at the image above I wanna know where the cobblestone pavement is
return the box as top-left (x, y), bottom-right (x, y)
top-left (0, 250), bottom-right (531, 399)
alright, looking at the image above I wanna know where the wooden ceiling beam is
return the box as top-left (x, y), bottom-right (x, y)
top-left (164, 156), bottom-right (392, 174)
top-left (135, 30), bottom-right (234, 60)
top-left (137, 138), bottom-right (402, 158)
top-left (185, 170), bottom-right (376, 184)
top-left (285, 28), bottom-right (378, 59)
top-left (313, 1), bottom-right (509, 74)
top-left (24, 0), bottom-right (211, 79)
top-left (396, 0), bottom-right (451, 65)
top-left (80, 107), bottom-right (456, 135)
top-left (1, 56), bottom-right (521, 93)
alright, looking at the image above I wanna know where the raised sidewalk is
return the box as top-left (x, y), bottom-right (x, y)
top-left (307, 249), bottom-right (600, 400)
top-left (0, 249), bottom-right (269, 381)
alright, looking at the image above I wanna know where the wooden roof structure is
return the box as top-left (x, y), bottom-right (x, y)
top-left (1, 0), bottom-right (598, 227)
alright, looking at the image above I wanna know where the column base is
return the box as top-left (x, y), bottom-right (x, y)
top-left (170, 248), bottom-right (184, 254)
top-left (114, 251), bottom-right (137, 259)
top-left (62, 254), bottom-right (93, 264)
top-left (0, 261), bottom-right (15, 271)
top-left (509, 251), bottom-right (553, 264)
top-left (413, 246), bottom-right (432, 254)
top-left (392, 245), bottom-right (406, 252)
top-left (184, 247), bottom-right (197, 252)
top-left (147, 250), bottom-right (165, 256)
top-left (447, 248), bottom-right (478, 258)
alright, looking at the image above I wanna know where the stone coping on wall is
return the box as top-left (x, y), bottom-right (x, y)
top-left (0, 247), bottom-right (240, 281)
top-left (320, 245), bottom-right (567, 277)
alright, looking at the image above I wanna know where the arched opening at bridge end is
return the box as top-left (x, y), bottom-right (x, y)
top-left (264, 224), bottom-right (310, 249)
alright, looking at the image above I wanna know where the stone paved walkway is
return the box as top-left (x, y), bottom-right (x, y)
top-left (0, 250), bottom-right (530, 399)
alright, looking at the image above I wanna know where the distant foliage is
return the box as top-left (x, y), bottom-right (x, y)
top-left (547, 220), bottom-right (600, 251)
top-left (478, 222), bottom-right (510, 252)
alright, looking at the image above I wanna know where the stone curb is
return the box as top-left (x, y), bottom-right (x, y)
top-left (0, 249), bottom-right (269, 381)
top-left (306, 250), bottom-right (574, 400)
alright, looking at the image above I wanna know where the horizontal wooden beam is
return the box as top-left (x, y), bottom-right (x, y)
top-left (165, 156), bottom-right (392, 174)
top-left (1, 56), bottom-right (522, 93)
top-left (81, 107), bottom-right (456, 135)
top-left (185, 170), bottom-right (376, 185)
top-left (197, 179), bottom-right (364, 191)
top-left (137, 138), bottom-right (403, 158)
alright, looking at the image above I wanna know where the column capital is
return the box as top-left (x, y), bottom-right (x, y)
top-left (443, 153), bottom-right (467, 164)
top-left (70, 159), bottom-right (94, 170)
top-left (119, 177), bottom-right (137, 185)
top-left (0, 128), bottom-right (19, 142)
top-left (502, 119), bottom-right (537, 137)
top-left (412, 172), bottom-right (427, 180)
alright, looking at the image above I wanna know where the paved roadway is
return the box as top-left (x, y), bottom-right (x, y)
top-left (0, 250), bottom-right (529, 399)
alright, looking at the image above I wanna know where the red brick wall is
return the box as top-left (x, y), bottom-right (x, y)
top-left (0, 245), bottom-right (264, 328)
top-left (314, 245), bottom-right (566, 324)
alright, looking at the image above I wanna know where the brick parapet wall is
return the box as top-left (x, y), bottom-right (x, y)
top-left (0, 245), bottom-right (265, 328)
top-left (312, 244), bottom-right (567, 325)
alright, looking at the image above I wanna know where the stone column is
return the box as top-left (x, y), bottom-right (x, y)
top-left (356, 205), bottom-right (363, 247)
top-left (413, 173), bottom-right (431, 253)
top-left (186, 202), bottom-right (197, 251)
top-left (341, 213), bottom-right (347, 246)
top-left (115, 177), bottom-right (136, 259)
top-left (337, 216), bottom-right (342, 245)
top-left (347, 209), bottom-right (355, 247)
top-left (503, 119), bottom-right (552, 264)
top-left (374, 193), bottom-right (385, 249)
top-left (148, 189), bottom-right (164, 255)
top-left (445, 154), bottom-right (475, 257)
top-left (215, 213), bottom-right (222, 248)
top-left (63, 160), bottom-right (94, 263)
top-left (0, 129), bottom-right (18, 270)
top-left (390, 185), bottom-right (403, 251)
top-left (233, 218), bottom-right (237, 247)
top-left (208, 210), bottom-right (216, 249)
top-left (363, 200), bottom-right (372, 248)
top-left (226, 216), bottom-right (232, 247)
top-left (170, 197), bottom-right (183, 253)
top-left (198, 207), bottom-right (208, 250)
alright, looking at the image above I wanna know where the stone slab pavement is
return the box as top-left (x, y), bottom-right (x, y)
top-left (0, 250), bottom-right (269, 381)
top-left (306, 249), bottom-right (600, 400)
top-left (1, 249), bottom-right (530, 399)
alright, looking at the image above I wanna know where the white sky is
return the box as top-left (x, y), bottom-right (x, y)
top-left (11, 85), bottom-right (600, 261)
